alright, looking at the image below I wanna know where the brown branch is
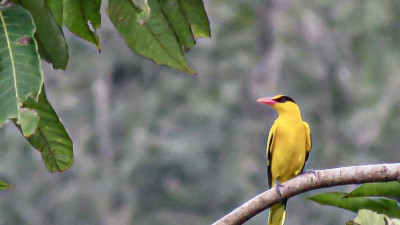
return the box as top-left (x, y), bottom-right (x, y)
top-left (212, 163), bottom-right (400, 225)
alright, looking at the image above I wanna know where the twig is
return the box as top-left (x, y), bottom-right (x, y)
top-left (212, 163), bottom-right (400, 225)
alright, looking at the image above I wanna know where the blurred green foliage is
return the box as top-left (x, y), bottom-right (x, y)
top-left (1, 0), bottom-right (400, 224)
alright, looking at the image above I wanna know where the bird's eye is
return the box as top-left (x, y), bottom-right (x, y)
top-left (275, 96), bottom-right (295, 103)
top-left (275, 96), bottom-right (286, 103)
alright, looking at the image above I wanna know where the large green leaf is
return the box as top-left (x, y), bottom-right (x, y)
top-left (308, 192), bottom-right (400, 218)
top-left (346, 181), bottom-right (400, 198)
top-left (14, 0), bottom-right (69, 69)
top-left (159, 0), bottom-right (196, 50)
top-left (63, 0), bottom-right (101, 50)
top-left (179, 0), bottom-right (210, 38)
top-left (0, 4), bottom-right (43, 126)
top-left (14, 86), bottom-right (74, 172)
top-left (107, 0), bottom-right (196, 74)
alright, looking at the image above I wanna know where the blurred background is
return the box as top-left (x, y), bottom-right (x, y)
top-left (0, 0), bottom-right (399, 224)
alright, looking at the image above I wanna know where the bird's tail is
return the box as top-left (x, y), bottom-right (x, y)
top-left (268, 201), bottom-right (287, 225)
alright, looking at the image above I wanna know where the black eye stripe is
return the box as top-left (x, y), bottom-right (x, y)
top-left (275, 96), bottom-right (295, 103)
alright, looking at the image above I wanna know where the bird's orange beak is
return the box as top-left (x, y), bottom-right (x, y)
top-left (257, 97), bottom-right (276, 105)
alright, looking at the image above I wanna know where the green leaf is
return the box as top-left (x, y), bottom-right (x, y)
top-left (16, 0), bottom-right (69, 69)
top-left (346, 181), bottom-right (400, 198)
top-left (63, 0), bottom-right (101, 50)
top-left (15, 86), bottom-right (74, 172)
top-left (349, 209), bottom-right (400, 225)
top-left (19, 108), bottom-right (39, 137)
top-left (308, 192), bottom-right (400, 218)
top-left (45, 0), bottom-right (63, 26)
top-left (0, 4), bottom-right (43, 126)
top-left (84, 0), bottom-right (101, 29)
top-left (107, 0), bottom-right (196, 74)
top-left (0, 178), bottom-right (14, 190)
top-left (179, 0), bottom-right (210, 38)
top-left (159, 0), bottom-right (196, 50)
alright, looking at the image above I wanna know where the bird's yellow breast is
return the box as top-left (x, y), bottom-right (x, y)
top-left (269, 118), bottom-right (308, 184)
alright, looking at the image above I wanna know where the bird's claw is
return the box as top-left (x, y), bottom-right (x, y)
top-left (275, 180), bottom-right (284, 196)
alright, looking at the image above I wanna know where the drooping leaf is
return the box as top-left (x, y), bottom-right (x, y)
top-left (45, 0), bottom-right (63, 26)
top-left (18, 108), bottom-right (39, 137)
top-left (179, 0), bottom-right (210, 38)
top-left (14, 86), bottom-right (74, 172)
top-left (159, 0), bottom-right (196, 50)
top-left (107, 0), bottom-right (196, 74)
top-left (83, 0), bottom-right (101, 29)
top-left (0, 4), bottom-right (43, 126)
top-left (0, 178), bottom-right (13, 190)
top-left (346, 181), bottom-right (400, 198)
top-left (308, 192), bottom-right (400, 218)
top-left (15, 0), bottom-right (69, 69)
top-left (63, 0), bottom-right (101, 50)
top-left (348, 209), bottom-right (400, 225)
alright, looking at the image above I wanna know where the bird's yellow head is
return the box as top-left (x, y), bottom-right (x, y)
top-left (257, 95), bottom-right (301, 117)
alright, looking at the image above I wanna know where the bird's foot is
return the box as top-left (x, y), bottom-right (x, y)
top-left (275, 180), bottom-right (284, 196)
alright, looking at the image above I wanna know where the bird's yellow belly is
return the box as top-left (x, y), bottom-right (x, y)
top-left (271, 125), bottom-right (306, 184)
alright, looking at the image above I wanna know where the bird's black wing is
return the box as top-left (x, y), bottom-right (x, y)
top-left (266, 123), bottom-right (277, 188)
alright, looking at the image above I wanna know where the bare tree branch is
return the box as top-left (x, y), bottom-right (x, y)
top-left (212, 163), bottom-right (400, 225)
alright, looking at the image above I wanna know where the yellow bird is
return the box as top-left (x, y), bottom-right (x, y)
top-left (257, 95), bottom-right (312, 225)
